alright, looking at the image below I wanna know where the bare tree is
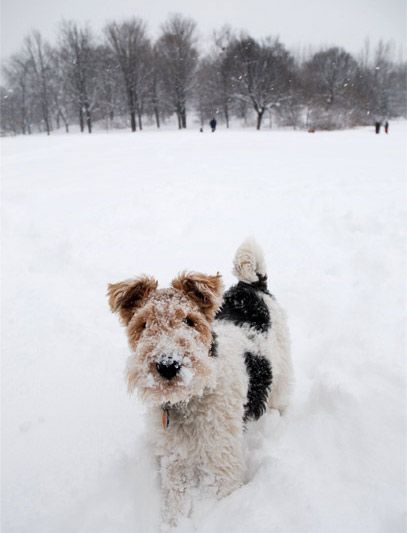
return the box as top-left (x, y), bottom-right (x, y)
top-left (194, 30), bottom-right (235, 129)
top-left (305, 47), bottom-right (358, 107)
top-left (1, 18), bottom-right (406, 135)
top-left (105, 19), bottom-right (152, 132)
top-left (303, 47), bottom-right (359, 128)
top-left (60, 21), bottom-right (96, 133)
top-left (275, 64), bottom-right (303, 130)
top-left (225, 36), bottom-right (293, 129)
top-left (388, 61), bottom-right (407, 119)
top-left (48, 48), bottom-right (71, 132)
top-left (156, 14), bottom-right (198, 129)
top-left (212, 26), bottom-right (235, 128)
top-left (195, 58), bottom-right (219, 127)
top-left (2, 52), bottom-right (33, 134)
top-left (149, 44), bottom-right (164, 128)
top-left (371, 41), bottom-right (394, 119)
top-left (0, 86), bottom-right (20, 135)
top-left (93, 44), bottom-right (124, 130)
top-left (24, 32), bottom-right (53, 135)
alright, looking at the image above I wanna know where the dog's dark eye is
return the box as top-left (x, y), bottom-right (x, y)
top-left (141, 321), bottom-right (147, 329)
top-left (183, 317), bottom-right (195, 327)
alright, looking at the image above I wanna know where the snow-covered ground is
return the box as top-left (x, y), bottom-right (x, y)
top-left (1, 124), bottom-right (406, 533)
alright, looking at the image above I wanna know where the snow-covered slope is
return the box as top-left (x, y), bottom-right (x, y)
top-left (2, 124), bottom-right (406, 533)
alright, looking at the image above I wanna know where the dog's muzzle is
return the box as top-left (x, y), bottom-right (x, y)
top-left (156, 357), bottom-right (181, 380)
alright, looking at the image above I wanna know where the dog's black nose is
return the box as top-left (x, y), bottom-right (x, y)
top-left (156, 359), bottom-right (181, 380)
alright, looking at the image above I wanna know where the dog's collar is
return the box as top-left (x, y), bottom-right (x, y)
top-left (161, 407), bottom-right (170, 430)
top-left (160, 401), bottom-right (186, 429)
top-left (161, 403), bottom-right (171, 430)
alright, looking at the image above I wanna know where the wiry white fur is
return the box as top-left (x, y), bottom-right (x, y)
top-left (128, 240), bottom-right (293, 526)
top-left (233, 237), bottom-right (267, 283)
top-left (148, 322), bottom-right (250, 524)
top-left (256, 293), bottom-right (294, 412)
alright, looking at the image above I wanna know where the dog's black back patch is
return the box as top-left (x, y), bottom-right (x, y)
top-left (243, 352), bottom-right (272, 422)
top-left (215, 282), bottom-right (271, 333)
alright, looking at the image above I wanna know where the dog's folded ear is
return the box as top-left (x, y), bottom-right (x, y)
top-left (107, 276), bottom-right (158, 325)
top-left (171, 272), bottom-right (223, 320)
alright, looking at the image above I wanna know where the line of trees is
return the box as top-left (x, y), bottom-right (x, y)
top-left (1, 14), bottom-right (406, 135)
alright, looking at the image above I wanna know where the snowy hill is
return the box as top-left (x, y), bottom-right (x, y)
top-left (2, 124), bottom-right (406, 533)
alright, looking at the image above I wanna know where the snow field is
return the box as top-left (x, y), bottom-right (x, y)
top-left (1, 124), bottom-right (406, 532)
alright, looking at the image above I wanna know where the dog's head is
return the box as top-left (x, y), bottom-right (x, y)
top-left (107, 272), bottom-right (223, 406)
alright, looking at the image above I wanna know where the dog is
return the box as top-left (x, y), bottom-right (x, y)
top-left (107, 239), bottom-right (293, 525)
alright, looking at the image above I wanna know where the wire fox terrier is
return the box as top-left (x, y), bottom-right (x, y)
top-left (107, 239), bottom-right (293, 525)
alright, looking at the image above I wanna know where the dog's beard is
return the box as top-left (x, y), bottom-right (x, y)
top-left (126, 342), bottom-right (217, 406)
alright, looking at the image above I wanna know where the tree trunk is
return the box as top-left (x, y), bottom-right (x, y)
top-left (85, 104), bottom-right (92, 133)
top-left (40, 93), bottom-right (50, 135)
top-left (21, 86), bottom-right (27, 134)
top-left (127, 90), bottom-right (137, 132)
top-left (130, 110), bottom-right (137, 132)
top-left (256, 109), bottom-right (265, 130)
top-left (180, 108), bottom-right (187, 129)
top-left (137, 111), bottom-right (143, 131)
top-left (79, 107), bottom-right (84, 133)
top-left (60, 111), bottom-right (69, 133)
top-left (154, 106), bottom-right (160, 128)
top-left (177, 112), bottom-right (182, 130)
top-left (44, 110), bottom-right (50, 135)
top-left (224, 104), bottom-right (229, 129)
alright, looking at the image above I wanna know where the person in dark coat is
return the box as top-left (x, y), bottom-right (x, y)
top-left (384, 121), bottom-right (389, 134)
top-left (375, 121), bottom-right (381, 134)
top-left (209, 118), bottom-right (217, 132)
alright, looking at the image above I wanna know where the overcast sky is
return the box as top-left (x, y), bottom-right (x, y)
top-left (1, 0), bottom-right (406, 62)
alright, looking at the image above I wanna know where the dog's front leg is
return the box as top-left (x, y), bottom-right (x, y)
top-left (200, 434), bottom-right (246, 500)
top-left (213, 448), bottom-right (245, 499)
top-left (160, 455), bottom-right (192, 526)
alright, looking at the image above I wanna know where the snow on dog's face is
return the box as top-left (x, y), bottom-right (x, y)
top-left (108, 273), bottom-right (223, 405)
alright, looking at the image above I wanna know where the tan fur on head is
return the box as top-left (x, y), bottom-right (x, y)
top-left (125, 287), bottom-right (217, 405)
top-left (171, 272), bottom-right (223, 321)
top-left (107, 272), bottom-right (222, 406)
top-left (107, 276), bottom-right (158, 325)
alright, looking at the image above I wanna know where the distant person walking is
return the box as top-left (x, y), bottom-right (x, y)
top-left (209, 118), bottom-right (217, 132)
top-left (384, 121), bottom-right (389, 134)
top-left (375, 121), bottom-right (381, 134)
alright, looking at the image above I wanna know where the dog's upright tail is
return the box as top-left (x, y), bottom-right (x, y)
top-left (233, 238), bottom-right (268, 291)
